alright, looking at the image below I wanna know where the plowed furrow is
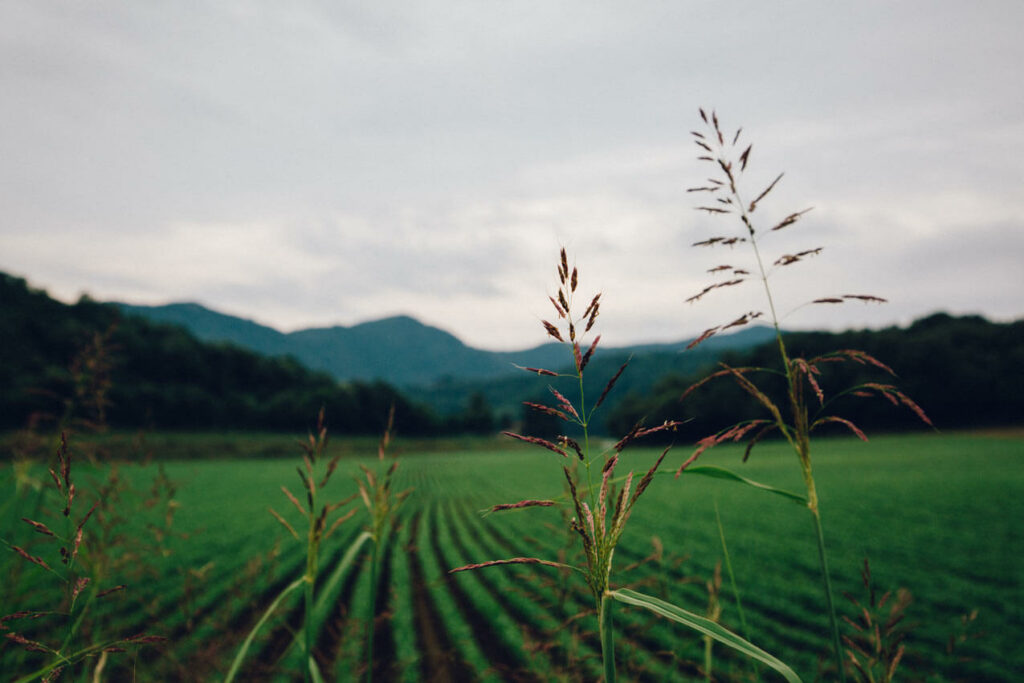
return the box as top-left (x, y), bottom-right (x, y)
top-left (466, 501), bottom-right (700, 680)
top-left (406, 509), bottom-right (476, 681)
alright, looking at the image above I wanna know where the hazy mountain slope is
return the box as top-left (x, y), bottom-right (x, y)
top-left (116, 302), bottom-right (776, 388)
top-left (118, 303), bottom-right (292, 356)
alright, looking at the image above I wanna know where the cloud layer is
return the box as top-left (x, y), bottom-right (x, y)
top-left (2, 1), bottom-right (1021, 350)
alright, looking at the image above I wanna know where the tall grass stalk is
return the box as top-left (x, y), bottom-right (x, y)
top-left (1, 433), bottom-right (164, 682)
top-left (842, 558), bottom-right (911, 683)
top-left (225, 409), bottom-right (358, 683)
top-left (680, 108), bottom-right (932, 679)
top-left (355, 405), bottom-right (410, 682)
top-left (451, 249), bottom-right (801, 683)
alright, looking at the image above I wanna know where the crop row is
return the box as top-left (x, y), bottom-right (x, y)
top-left (3, 434), bottom-right (1022, 681)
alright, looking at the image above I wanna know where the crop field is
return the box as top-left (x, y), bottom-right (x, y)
top-left (2, 431), bottom-right (1022, 681)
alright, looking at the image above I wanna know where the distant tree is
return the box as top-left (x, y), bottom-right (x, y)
top-left (454, 391), bottom-right (496, 435)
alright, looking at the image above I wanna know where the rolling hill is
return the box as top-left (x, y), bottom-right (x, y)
top-left (116, 302), bottom-right (777, 388)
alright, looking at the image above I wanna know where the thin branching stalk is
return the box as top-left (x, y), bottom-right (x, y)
top-left (2, 433), bottom-right (165, 681)
top-left (683, 108), bottom-right (931, 681)
top-left (303, 483), bottom-right (318, 683)
top-left (357, 405), bottom-right (410, 683)
top-left (226, 409), bottom-right (357, 683)
top-left (714, 500), bottom-right (748, 643)
top-left (456, 249), bottom-right (800, 683)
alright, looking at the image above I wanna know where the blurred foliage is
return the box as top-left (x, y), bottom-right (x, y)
top-left (606, 312), bottom-right (1024, 442)
top-left (4, 273), bottom-right (1021, 441)
top-left (0, 273), bottom-right (450, 436)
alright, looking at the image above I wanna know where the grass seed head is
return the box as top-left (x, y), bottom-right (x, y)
top-left (542, 320), bottom-right (564, 342)
top-left (490, 499), bottom-right (557, 513)
top-left (502, 431), bottom-right (569, 457)
top-left (450, 557), bottom-right (568, 574)
top-left (21, 518), bottom-right (56, 537)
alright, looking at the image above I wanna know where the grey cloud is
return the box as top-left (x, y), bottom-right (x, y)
top-left (1, 0), bottom-right (1021, 348)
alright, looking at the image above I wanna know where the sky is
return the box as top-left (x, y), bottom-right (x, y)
top-left (2, 1), bottom-right (1022, 351)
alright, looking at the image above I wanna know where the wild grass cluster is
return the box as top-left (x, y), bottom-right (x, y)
top-left (5, 110), bottom-right (1013, 683)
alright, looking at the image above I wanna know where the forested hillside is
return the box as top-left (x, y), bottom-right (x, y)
top-left (117, 301), bottom-right (776, 386)
top-left (0, 273), bottom-right (436, 434)
top-left (4, 272), bottom-right (1020, 439)
top-left (606, 312), bottom-right (1024, 441)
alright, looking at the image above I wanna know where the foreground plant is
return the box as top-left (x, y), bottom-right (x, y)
top-left (225, 409), bottom-right (364, 683)
top-left (679, 108), bottom-right (933, 679)
top-left (450, 249), bottom-right (800, 682)
top-left (842, 558), bottom-right (911, 683)
top-left (1, 434), bottom-right (164, 683)
top-left (355, 405), bottom-right (411, 682)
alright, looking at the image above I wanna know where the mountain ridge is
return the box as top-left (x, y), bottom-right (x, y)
top-left (115, 301), bottom-right (776, 387)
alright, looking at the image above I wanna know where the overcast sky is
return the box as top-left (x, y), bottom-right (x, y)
top-left (2, 2), bottom-right (1022, 351)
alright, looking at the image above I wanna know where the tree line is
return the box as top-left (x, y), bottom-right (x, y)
top-left (3, 272), bottom-right (1020, 440)
top-left (0, 273), bottom-right (493, 436)
top-left (603, 312), bottom-right (1024, 441)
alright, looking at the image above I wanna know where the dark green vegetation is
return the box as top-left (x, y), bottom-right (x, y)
top-left (607, 312), bottom-right (1024, 441)
top-left (4, 272), bottom-right (1023, 441)
top-left (0, 273), bottom-right (436, 434)
top-left (2, 432), bottom-right (1020, 680)
top-left (117, 303), bottom-right (524, 386)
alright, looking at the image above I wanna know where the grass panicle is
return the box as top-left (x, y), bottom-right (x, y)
top-left (1, 433), bottom-right (165, 683)
top-left (681, 108), bottom-right (934, 680)
top-left (842, 558), bottom-right (911, 683)
top-left (357, 404), bottom-right (412, 682)
top-left (225, 408), bottom-right (361, 683)
top-left (450, 248), bottom-right (799, 682)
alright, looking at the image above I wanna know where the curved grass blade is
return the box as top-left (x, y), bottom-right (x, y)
top-left (610, 588), bottom-right (801, 683)
top-left (283, 530), bottom-right (375, 666)
top-left (672, 465), bottom-right (807, 505)
top-left (309, 656), bottom-right (326, 683)
top-left (314, 531), bottom-right (372, 617)
top-left (224, 576), bottom-right (306, 683)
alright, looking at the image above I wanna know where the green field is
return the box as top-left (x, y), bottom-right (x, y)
top-left (2, 431), bottom-right (1021, 681)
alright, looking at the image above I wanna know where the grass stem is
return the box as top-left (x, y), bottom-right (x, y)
top-left (811, 505), bottom-right (845, 681)
top-left (599, 592), bottom-right (616, 683)
top-left (365, 538), bottom-right (380, 682)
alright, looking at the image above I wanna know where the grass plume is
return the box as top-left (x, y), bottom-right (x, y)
top-left (681, 108), bottom-right (933, 679)
top-left (451, 248), bottom-right (799, 683)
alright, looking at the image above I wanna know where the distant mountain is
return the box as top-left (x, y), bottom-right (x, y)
top-left (117, 302), bottom-right (293, 356)
top-left (115, 302), bottom-right (776, 388)
top-left (117, 303), bottom-right (511, 385)
top-left (408, 326), bottom-right (779, 418)
top-left (0, 274), bottom-right (437, 433)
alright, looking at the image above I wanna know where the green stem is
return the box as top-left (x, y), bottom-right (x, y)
top-left (59, 579), bottom-right (98, 656)
top-left (811, 505), bottom-right (845, 682)
top-left (599, 592), bottom-right (616, 683)
top-left (12, 635), bottom-right (134, 683)
top-left (704, 632), bottom-right (713, 681)
top-left (714, 500), bottom-right (750, 642)
top-left (304, 496), bottom-right (318, 683)
top-left (365, 537), bottom-right (380, 683)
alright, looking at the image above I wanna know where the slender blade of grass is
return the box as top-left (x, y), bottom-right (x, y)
top-left (672, 465), bottom-right (807, 505)
top-left (223, 576), bottom-right (306, 683)
top-left (309, 657), bottom-right (326, 683)
top-left (315, 531), bottom-right (373, 618)
top-left (610, 588), bottom-right (802, 683)
top-left (224, 531), bottom-right (372, 683)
